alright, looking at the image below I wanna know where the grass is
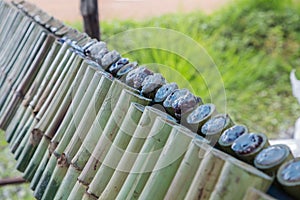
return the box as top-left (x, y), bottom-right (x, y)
top-left (69, 0), bottom-right (300, 138)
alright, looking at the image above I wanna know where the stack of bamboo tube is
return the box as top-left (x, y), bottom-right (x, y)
top-left (0, 0), bottom-right (298, 199)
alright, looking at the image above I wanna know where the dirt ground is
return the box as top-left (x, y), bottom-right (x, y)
top-left (26, 0), bottom-right (231, 22)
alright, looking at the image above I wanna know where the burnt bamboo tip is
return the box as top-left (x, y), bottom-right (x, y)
top-left (125, 66), bottom-right (154, 89)
top-left (154, 82), bottom-right (178, 103)
top-left (107, 58), bottom-right (129, 76)
top-left (141, 73), bottom-right (166, 98)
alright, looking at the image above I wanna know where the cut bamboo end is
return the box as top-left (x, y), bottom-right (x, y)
top-left (232, 132), bottom-right (270, 164)
top-left (254, 144), bottom-right (294, 176)
top-left (243, 187), bottom-right (276, 200)
top-left (218, 124), bottom-right (248, 156)
top-left (277, 157), bottom-right (300, 200)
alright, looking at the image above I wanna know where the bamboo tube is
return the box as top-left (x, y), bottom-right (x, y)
top-left (53, 165), bottom-right (81, 200)
top-left (0, 34), bottom-right (55, 130)
top-left (136, 125), bottom-right (195, 200)
top-left (11, 115), bottom-right (35, 156)
top-left (0, 22), bottom-right (40, 85)
top-left (15, 53), bottom-right (82, 170)
top-left (99, 117), bottom-right (176, 200)
top-left (164, 138), bottom-right (210, 200)
top-left (97, 107), bottom-right (176, 199)
top-left (277, 157), bottom-right (300, 200)
top-left (0, 32), bottom-right (47, 130)
top-left (231, 132), bottom-right (270, 164)
top-left (254, 144), bottom-right (293, 176)
top-left (23, 63), bottom-right (88, 180)
top-left (243, 187), bottom-right (276, 200)
top-left (57, 102), bottom-right (143, 200)
top-left (33, 49), bottom-right (74, 117)
top-left (9, 106), bottom-right (32, 148)
top-left (209, 156), bottom-right (273, 200)
top-left (39, 72), bottom-right (105, 199)
top-left (201, 114), bottom-right (234, 145)
top-left (26, 42), bottom-right (69, 113)
top-left (116, 61), bottom-right (138, 81)
top-left (71, 80), bottom-right (137, 171)
top-left (184, 148), bottom-right (231, 200)
top-left (23, 136), bottom-right (50, 181)
top-left (30, 150), bottom-right (50, 190)
top-left (77, 90), bottom-right (151, 186)
top-left (33, 65), bottom-right (97, 199)
top-left (22, 41), bottom-right (61, 107)
top-left (87, 103), bottom-right (146, 197)
top-left (14, 119), bottom-right (39, 162)
top-left (33, 154), bottom-right (58, 199)
top-left (62, 74), bottom-right (113, 163)
top-left (218, 124), bottom-right (248, 155)
top-left (67, 181), bottom-right (88, 200)
top-left (0, 23), bottom-right (38, 91)
top-left (5, 105), bottom-right (26, 143)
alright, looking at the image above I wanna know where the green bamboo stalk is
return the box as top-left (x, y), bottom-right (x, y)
top-left (26, 42), bottom-right (69, 114)
top-left (62, 74), bottom-right (113, 163)
top-left (77, 90), bottom-right (151, 186)
top-left (53, 165), bottom-right (81, 200)
top-left (243, 187), bottom-right (276, 200)
top-left (22, 41), bottom-right (61, 107)
top-left (87, 103), bottom-right (146, 198)
top-left (33, 65), bottom-right (96, 199)
top-left (23, 62), bottom-right (88, 181)
top-left (99, 116), bottom-right (176, 200)
top-left (33, 49), bottom-right (74, 117)
top-left (98, 106), bottom-right (176, 199)
top-left (15, 53), bottom-right (81, 170)
top-left (71, 80), bottom-right (137, 171)
top-left (14, 119), bottom-right (39, 162)
top-left (9, 106), bottom-right (32, 148)
top-left (0, 34), bottom-right (55, 130)
top-left (67, 181), bottom-right (88, 200)
top-left (164, 138), bottom-right (210, 200)
top-left (23, 136), bottom-right (50, 181)
top-left (137, 125), bottom-right (195, 200)
top-left (184, 148), bottom-right (231, 200)
top-left (82, 192), bottom-right (97, 200)
top-left (49, 63), bottom-right (95, 145)
top-left (209, 156), bottom-right (273, 200)
top-left (30, 149), bottom-right (50, 190)
top-left (40, 71), bottom-right (105, 199)
top-left (5, 105), bottom-right (26, 143)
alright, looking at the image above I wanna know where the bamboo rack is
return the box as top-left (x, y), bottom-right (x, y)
top-left (0, 1), bottom-right (297, 200)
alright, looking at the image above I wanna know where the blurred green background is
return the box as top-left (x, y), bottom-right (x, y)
top-left (1, 0), bottom-right (300, 199)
